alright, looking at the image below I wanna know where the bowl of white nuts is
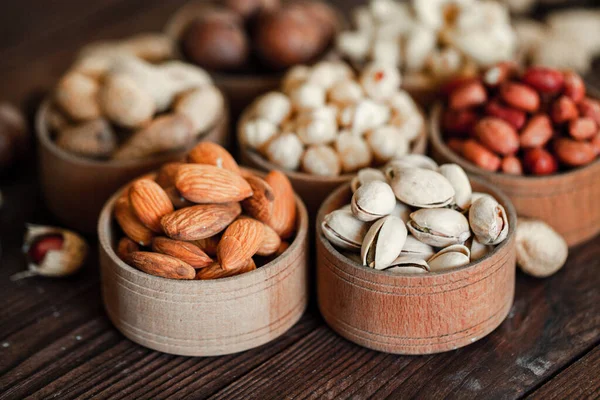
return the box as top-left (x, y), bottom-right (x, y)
top-left (316, 157), bottom-right (517, 354)
top-left (36, 33), bottom-right (229, 233)
top-left (335, 0), bottom-right (517, 106)
top-left (238, 60), bottom-right (428, 214)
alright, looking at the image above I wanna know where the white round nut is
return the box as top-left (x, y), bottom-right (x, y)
top-left (241, 118), bottom-right (278, 149)
top-left (290, 83), bottom-right (326, 110)
top-left (413, 0), bottom-right (475, 29)
top-left (282, 65), bottom-right (311, 94)
top-left (253, 92), bottom-right (292, 125)
top-left (426, 48), bottom-right (463, 79)
top-left (390, 108), bottom-right (424, 142)
top-left (308, 61), bottom-right (353, 89)
top-left (405, 25), bottom-right (437, 71)
top-left (296, 107), bottom-right (338, 145)
top-left (328, 80), bottom-right (363, 106)
top-left (339, 99), bottom-right (391, 136)
top-left (301, 145), bottom-right (341, 176)
top-left (336, 31), bottom-right (371, 62)
top-left (367, 125), bottom-right (409, 163)
top-left (336, 131), bottom-right (372, 172)
top-left (352, 6), bottom-right (374, 32)
top-left (516, 218), bottom-right (568, 278)
top-left (360, 62), bottom-right (402, 101)
top-left (388, 90), bottom-right (420, 116)
top-left (265, 133), bottom-right (304, 170)
top-left (370, 38), bottom-right (402, 67)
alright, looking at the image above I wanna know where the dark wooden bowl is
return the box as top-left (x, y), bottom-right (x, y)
top-left (98, 174), bottom-right (309, 356)
top-left (316, 177), bottom-right (517, 355)
top-left (429, 103), bottom-right (600, 247)
top-left (36, 99), bottom-right (229, 234)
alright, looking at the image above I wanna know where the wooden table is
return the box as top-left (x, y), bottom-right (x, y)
top-left (1, 1), bottom-right (599, 399)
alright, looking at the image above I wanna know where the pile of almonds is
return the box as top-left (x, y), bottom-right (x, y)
top-left (48, 34), bottom-right (225, 161)
top-left (114, 142), bottom-right (297, 280)
top-left (322, 156), bottom-right (509, 274)
top-left (240, 61), bottom-right (424, 176)
top-left (180, 0), bottom-right (338, 72)
top-left (442, 64), bottom-right (600, 175)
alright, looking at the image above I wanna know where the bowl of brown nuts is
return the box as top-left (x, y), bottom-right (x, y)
top-left (165, 0), bottom-right (343, 117)
top-left (316, 161), bottom-right (517, 354)
top-left (335, 0), bottom-right (517, 106)
top-left (430, 63), bottom-right (600, 246)
top-left (36, 33), bottom-right (229, 233)
top-left (98, 142), bottom-right (308, 356)
top-left (238, 60), bottom-right (428, 214)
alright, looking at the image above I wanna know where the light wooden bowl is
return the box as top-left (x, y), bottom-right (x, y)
top-left (98, 178), bottom-right (309, 357)
top-left (237, 111), bottom-right (429, 216)
top-left (36, 98), bottom-right (229, 234)
top-left (316, 177), bottom-right (517, 355)
top-left (429, 103), bottom-right (600, 247)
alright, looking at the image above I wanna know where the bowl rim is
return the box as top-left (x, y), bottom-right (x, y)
top-left (429, 102), bottom-right (600, 182)
top-left (316, 175), bottom-right (517, 278)
top-left (98, 171), bottom-right (309, 286)
top-left (36, 97), bottom-right (229, 169)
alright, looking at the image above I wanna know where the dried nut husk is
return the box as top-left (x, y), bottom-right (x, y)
top-left (385, 154), bottom-right (438, 171)
top-left (469, 238), bottom-right (491, 261)
top-left (400, 235), bottom-right (435, 260)
top-left (407, 208), bottom-right (471, 247)
top-left (322, 208), bottom-right (370, 251)
top-left (439, 164), bottom-right (472, 211)
top-left (350, 168), bottom-right (386, 193)
top-left (386, 256), bottom-right (430, 274)
top-left (388, 167), bottom-right (455, 208)
top-left (469, 196), bottom-right (509, 245)
top-left (361, 215), bottom-right (407, 269)
top-left (428, 250), bottom-right (470, 272)
top-left (351, 181), bottom-right (396, 222)
top-left (15, 224), bottom-right (88, 280)
top-left (390, 201), bottom-right (412, 223)
top-left (516, 218), bottom-right (568, 278)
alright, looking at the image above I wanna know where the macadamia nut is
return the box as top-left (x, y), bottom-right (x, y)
top-left (253, 92), bottom-right (292, 125)
top-left (360, 63), bottom-right (401, 101)
top-left (241, 118), bottom-right (278, 149)
top-left (265, 133), bottom-right (304, 170)
top-left (336, 131), bottom-right (372, 172)
top-left (301, 145), bottom-right (341, 176)
top-left (291, 83), bottom-right (326, 110)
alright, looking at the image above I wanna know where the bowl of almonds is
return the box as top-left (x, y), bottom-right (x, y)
top-left (36, 33), bottom-right (229, 233)
top-left (238, 60), bottom-right (428, 214)
top-left (98, 142), bottom-right (308, 356)
top-left (430, 63), bottom-right (600, 246)
top-left (316, 159), bottom-right (517, 354)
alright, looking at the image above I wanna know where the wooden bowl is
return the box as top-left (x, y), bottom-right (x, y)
top-left (316, 177), bottom-right (517, 355)
top-left (36, 99), bottom-right (229, 234)
top-left (429, 103), bottom-right (600, 247)
top-left (98, 179), bottom-right (309, 357)
top-left (237, 111), bottom-right (429, 216)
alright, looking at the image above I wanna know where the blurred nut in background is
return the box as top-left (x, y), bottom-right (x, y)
top-left (0, 103), bottom-right (28, 171)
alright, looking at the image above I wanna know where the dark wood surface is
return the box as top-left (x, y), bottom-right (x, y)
top-left (1, 1), bottom-right (600, 399)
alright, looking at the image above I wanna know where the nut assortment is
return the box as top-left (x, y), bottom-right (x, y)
top-left (47, 33), bottom-right (225, 161)
top-left (113, 142), bottom-right (297, 280)
top-left (179, 0), bottom-right (339, 72)
top-left (240, 61), bottom-right (425, 176)
top-left (441, 64), bottom-right (600, 175)
top-left (322, 158), bottom-right (509, 273)
top-left (336, 0), bottom-right (516, 86)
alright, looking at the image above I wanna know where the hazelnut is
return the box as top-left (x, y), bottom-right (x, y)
top-left (181, 17), bottom-right (249, 70)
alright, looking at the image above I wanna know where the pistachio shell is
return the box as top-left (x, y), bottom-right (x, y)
top-left (385, 154), bottom-right (438, 171)
top-left (439, 164), bottom-right (472, 211)
top-left (400, 235), bottom-right (435, 260)
top-left (361, 215), bottom-right (407, 269)
top-left (469, 238), bottom-right (491, 261)
top-left (469, 196), bottom-right (509, 245)
top-left (516, 218), bottom-right (568, 278)
top-left (322, 209), bottom-right (370, 251)
top-left (351, 181), bottom-right (396, 222)
top-left (471, 192), bottom-right (495, 204)
top-left (431, 244), bottom-right (471, 259)
top-left (407, 208), bottom-right (471, 247)
top-left (388, 167), bottom-right (455, 208)
top-left (351, 168), bottom-right (386, 192)
top-left (390, 201), bottom-right (412, 223)
top-left (428, 251), bottom-right (470, 272)
top-left (386, 256), bottom-right (430, 274)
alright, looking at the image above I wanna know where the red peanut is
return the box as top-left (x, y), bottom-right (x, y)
top-left (552, 96), bottom-right (579, 124)
top-left (523, 148), bottom-right (558, 175)
top-left (569, 117), bottom-right (597, 141)
top-left (462, 139), bottom-right (501, 171)
top-left (485, 100), bottom-right (526, 130)
top-left (474, 117), bottom-right (519, 156)
top-left (501, 156), bottom-right (523, 175)
top-left (554, 138), bottom-right (597, 166)
top-left (578, 97), bottom-right (600, 126)
top-left (563, 71), bottom-right (586, 103)
top-left (449, 81), bottom-right (487, 110)
top-left (522, 67), bottom-right (564, 94)
top-left (519, 114), bottom-right (553, 148)
top-left (442, 109), bottom-right (478, 137)
top-left (500, 82), bottom-right (540, 112)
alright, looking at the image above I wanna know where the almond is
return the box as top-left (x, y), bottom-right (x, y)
top-left (501, 156), bottom-right (523, 175)
top-left (187, 142), bottom-right (241, 174)
top-left (156, 162), bottom-right (183, 188)
top-left (474, 117), bottom-right (519, 156)
top-left (563, 71), bottom-right (586, 103)
top-left (217, 218), bottom-right (264, 271)
top-left (161, 202), bottom-right (241, 241)
top-left (554, 138), bottom-right (596, 167)
top-left (114, 195), bottom-right (154, 246)
top-left (257, 222), bottom-right (282, 256)
top-left (129, 251), bottom-right (195, 280)
top-left (500, 82), bottom-right (540, 112)
top-left (175, 164), bottom-right (252, 203)
top-left (241, 175), bottom-right (275, 223)
top-left (265, 170), bottom-right (297, 239)
top-left (129, 179), bottom-right (174, 233)
top-left (521, 67), bottom-right (564, 94)
top-left (519, 115), bottom-right (553, 148)
top-left (193, 235), bottom-right (220, 257)
top-left (117, 237), bottom-right (139, 263)
top-left (164, 186), bottom-right (194, 209)
top-left (195, 259), bottom-right (256, 280)
top-left (462, 139), bottom-right (501, 171)
top-left (552, 96), bottom-right (579, 124)
top-left (448, 81), bottom-right (487, 110)
top-left (569, 117), bottom-right (597, 141)
top-left (152, 237), bottom-right (213, 269)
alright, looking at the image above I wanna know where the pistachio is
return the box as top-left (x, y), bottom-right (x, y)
top-left (516, 218), bottom-right (568, 278)
top-left (351, 181), bottom-right (396, 222)
top-left (407, 208), bottom-right (471, 247)
top-left (428, 247), bottom-right (471, 272)
top-left (469, 237), bottom-right (491, 261)
top-left (386, 256), bottom-right (430, 274)
top-left (439, 164), bottom-right (472, 211)
top-left (350, 168), bottom-right (386, 193)
top-left (322, 209), bottom-right (371, 252)
top-left (387, 167), bottom-right (455, 208)
top-left (469, 196), bottom-right (509, 245)
top-left (386, 154), bottom-right (438, 171)
top-left (399, 235), bottom-right (434, 260)
top-left (390, 201), bottom-right (412, 223)
top-left (361, 215), bottom-right (407, 269)
top-left (471, 192), bottom-right (495, 204)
